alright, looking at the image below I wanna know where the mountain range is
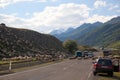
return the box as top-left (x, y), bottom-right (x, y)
top-left (51, 22), bottom-right (103, 41)
top-left (51, 16), bottom-right (120, 48)
top-left (0, 16), bottom-right (120, 59)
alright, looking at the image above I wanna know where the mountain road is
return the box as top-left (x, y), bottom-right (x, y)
top-left (0, 58), bottom-right (98, 80)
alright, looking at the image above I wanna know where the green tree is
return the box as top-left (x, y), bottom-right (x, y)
top-left (63, 40), bottom-right (77, 54)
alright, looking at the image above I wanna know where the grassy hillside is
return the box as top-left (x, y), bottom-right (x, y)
top-left (77, 16), bottom-right (120, 47)
top-left (108, 41), bottom-right (120, 49)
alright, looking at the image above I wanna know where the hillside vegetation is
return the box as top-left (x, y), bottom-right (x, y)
top-left (0, 23), bottom-right (64, 59)
top-left (78, 16), bottom-right (120, 47)
top-left (108, 41), bottom-right (120, 49)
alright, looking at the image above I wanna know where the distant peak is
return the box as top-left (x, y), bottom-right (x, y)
top-left (93, 21), bottom-right (103, 25)
top-left (106, 16), bottom-right (120, 24)
top-left (111, 16), bottom-right (120, 20)
top-left (94, 21), bottom-right (103, 24)
top-left (66, 27), bottom-right (74, 31)
top-left (83, 23), bottom-right (91, 25)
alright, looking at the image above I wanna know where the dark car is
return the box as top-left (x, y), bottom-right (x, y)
top-left (93, 58), bottom-right (113, 77)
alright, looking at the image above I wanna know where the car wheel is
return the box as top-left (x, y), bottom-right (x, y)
top-left (108, 72), bottom-right (113, 77)
top-left (93, 71), bottom-right (97, 76)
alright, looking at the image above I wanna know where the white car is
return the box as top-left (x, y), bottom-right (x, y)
top-left (88, 52), bottom-right (94, 58)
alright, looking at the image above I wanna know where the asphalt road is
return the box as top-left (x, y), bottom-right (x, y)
top-left (0, 59), bottom-right (97, 80)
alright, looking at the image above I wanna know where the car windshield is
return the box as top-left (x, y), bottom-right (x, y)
top-left (98, 59), bottom-right (112, 66)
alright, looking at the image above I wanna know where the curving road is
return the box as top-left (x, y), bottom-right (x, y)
top-left (0, 59), bottom-right (96, 80)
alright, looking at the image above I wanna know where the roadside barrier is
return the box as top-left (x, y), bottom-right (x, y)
top-left (0, 60), bottom-right (47, 71)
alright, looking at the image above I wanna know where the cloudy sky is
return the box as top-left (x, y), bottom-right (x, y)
top-left (0, 0), bottom-right (120, 33)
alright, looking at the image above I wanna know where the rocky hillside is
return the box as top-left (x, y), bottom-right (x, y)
top-left (0, 23), bottom-right (64, 58)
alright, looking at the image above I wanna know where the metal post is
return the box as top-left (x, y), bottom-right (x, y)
top-left (9, 53), bottom-right (12, 71)
top-left (117, 59), bottom-right (120, 72)
top-left (9, 60), bottom-right (12, 71)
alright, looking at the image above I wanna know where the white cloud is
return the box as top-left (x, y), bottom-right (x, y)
top-left (0, 0), bottom-right (10, 8)
top-left (0, 3), bottom-right (117, 33)
top-left (0, 0), bottom-right (33, 8)
top-left (94, 0), bottom-right (106, 8)
top-left (27, 3), bottom-right (90, 32)
top-left (37, 0), bottom-right (47, 2)
top-left (108, 5), bottom-right (120, 13)
top-left (0, 3), bottom-right (90, 33)
top-left (86, 14), bottom-right (117, 23)
top-left (109, 5), bottom-right (119, 11)
top-left (0, 14), bottom-right (29, 28)
top-left (0, 0), bottom-right (57, 8)
top-left (51, 0), bottom-right (57, 2)
top-left (25, 13), bottom-right (31, 16)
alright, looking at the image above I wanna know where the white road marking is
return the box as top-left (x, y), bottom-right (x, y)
top-left (87, 71), bottom-right (92, 80)
top-left (87, 65), bottom-right (93, 80)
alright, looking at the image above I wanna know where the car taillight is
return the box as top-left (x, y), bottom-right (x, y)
top-left (94, 63), bottom-right (101, 68)
top-left (108, 66), bottom-right (113, 69)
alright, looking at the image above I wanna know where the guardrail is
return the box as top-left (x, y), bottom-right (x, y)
top-left (0, 60), bottom-right (51, 71)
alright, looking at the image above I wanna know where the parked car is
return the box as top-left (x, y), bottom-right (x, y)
top-left (75, 50), bottom-right (82, 57)
top-left (103, 50), bottom-right (111, 57)
top-left (82, 51), bottom-right (88, 57)
top-left (93, 58), bottom-right (113, 77)
top-left (88, 51), bottom-right (94, 58)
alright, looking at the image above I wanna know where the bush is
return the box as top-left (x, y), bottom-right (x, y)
top-left (63, 40), bottom-right (77, 54)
